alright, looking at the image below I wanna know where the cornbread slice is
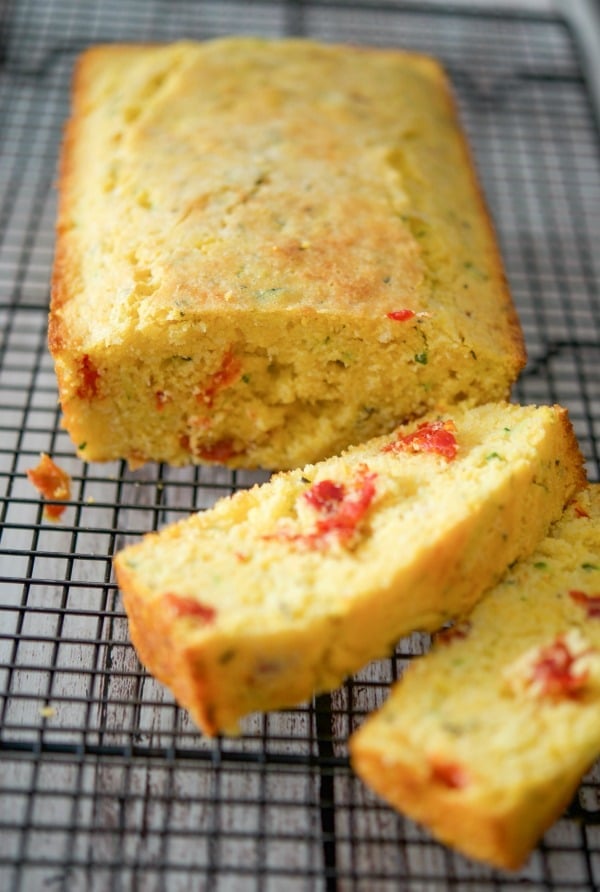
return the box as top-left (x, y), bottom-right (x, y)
top-left (350, 485), bottom-right (600, 871)
top-left (114, 402), bottom-right (584, 735)
top-left (50, 37), bottom-right (525, 470)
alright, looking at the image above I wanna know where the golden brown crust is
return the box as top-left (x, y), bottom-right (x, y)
top-left (118, 566), bottom-right (218, 734)
top-left (49, 47), bottom-right (94, 354)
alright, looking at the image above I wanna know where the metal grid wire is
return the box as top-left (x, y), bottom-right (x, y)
top-left (1, 1), bottom-right (600, 889)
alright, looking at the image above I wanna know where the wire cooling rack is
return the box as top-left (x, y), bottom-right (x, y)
top-left (1, 1), bottom-right (600, 889)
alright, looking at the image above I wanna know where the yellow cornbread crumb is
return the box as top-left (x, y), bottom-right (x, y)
top-left (350, 485), bottom-right (600, 871)
top-left (114, 402), bottom-right (584, 736)
top-left (50, 38), bottom-right (524, 470)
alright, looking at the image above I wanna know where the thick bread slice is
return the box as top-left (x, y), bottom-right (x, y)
top-left (350, 486), bottom-right (600, 871)
top-left (114, 402), bottom-right (585, 735)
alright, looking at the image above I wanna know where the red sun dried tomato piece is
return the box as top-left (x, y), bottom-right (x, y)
top-left (197, 348), bottom-right (242, 408)
top-left (429, 758), bottom-right (470, 789)
top-left (529, 636), bottom-right (589, 699)
top-left (434, 621), bottom-right (472, 646)
top-left (76, 354), bottom-right (101, 399)
top-left (308, 465), bottom-right (377, 545)
top-left (569, 590), bottom-right (600, 618)
top-left (179, 433), bottom-right (243, 465)
top-left (387, 309), bottom-right (416, 322)
top-left (26, 453), bottom-right (71, 521)
top-left (196, 439), bottom-right (240, 464)
top-left (384, 419), bottom-right (458, 461)
top-left (303, 479), bottom-right (346, 514)
top-left (265, 465), bottom-right (378, 550)
top-left (573, 502), bottom-right (590, 518)
top-left (163, 593), bottom-right (216, 624)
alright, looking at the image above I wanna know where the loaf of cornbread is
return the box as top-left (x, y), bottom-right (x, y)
top-left (50, 37), bottom-right (525, 470)
top-left (350, 485), bottom-right (600, 871)
top-left (114, 402), bottom-right (584, 735)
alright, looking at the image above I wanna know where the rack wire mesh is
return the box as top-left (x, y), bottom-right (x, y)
top-left (1, 1), bottom-right (600, 889)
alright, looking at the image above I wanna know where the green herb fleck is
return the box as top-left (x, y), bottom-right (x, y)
top-left (533, 561), bottom-right (548, 570)
top-left (78, 442), bottom-right (87, 450)
top-left (255, 287), bottom-right (284, 302)
top-left (582, 562), bottom-right (599, 571)
top-left (241, 373), bottom-right (251, 384)
top-left (463, 260), bottom-right (489, 281)
top-left (414, 352), bottom-right (428, 365)
top-left (486, 452), bottom-right (505, 461)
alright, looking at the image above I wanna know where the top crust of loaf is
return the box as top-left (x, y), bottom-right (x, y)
top-left (51, 37), bottom-right (523, 349)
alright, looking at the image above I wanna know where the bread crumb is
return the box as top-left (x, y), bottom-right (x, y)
top-left (26, 453), bottom-right (71, 521)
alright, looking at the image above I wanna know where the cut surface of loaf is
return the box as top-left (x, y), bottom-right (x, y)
top-left (113, 402), bottom-right (584, 735)
top-left (50, 37), bottom-right (525, 470)
top-left (350, 485), bottom-right (600, 871)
